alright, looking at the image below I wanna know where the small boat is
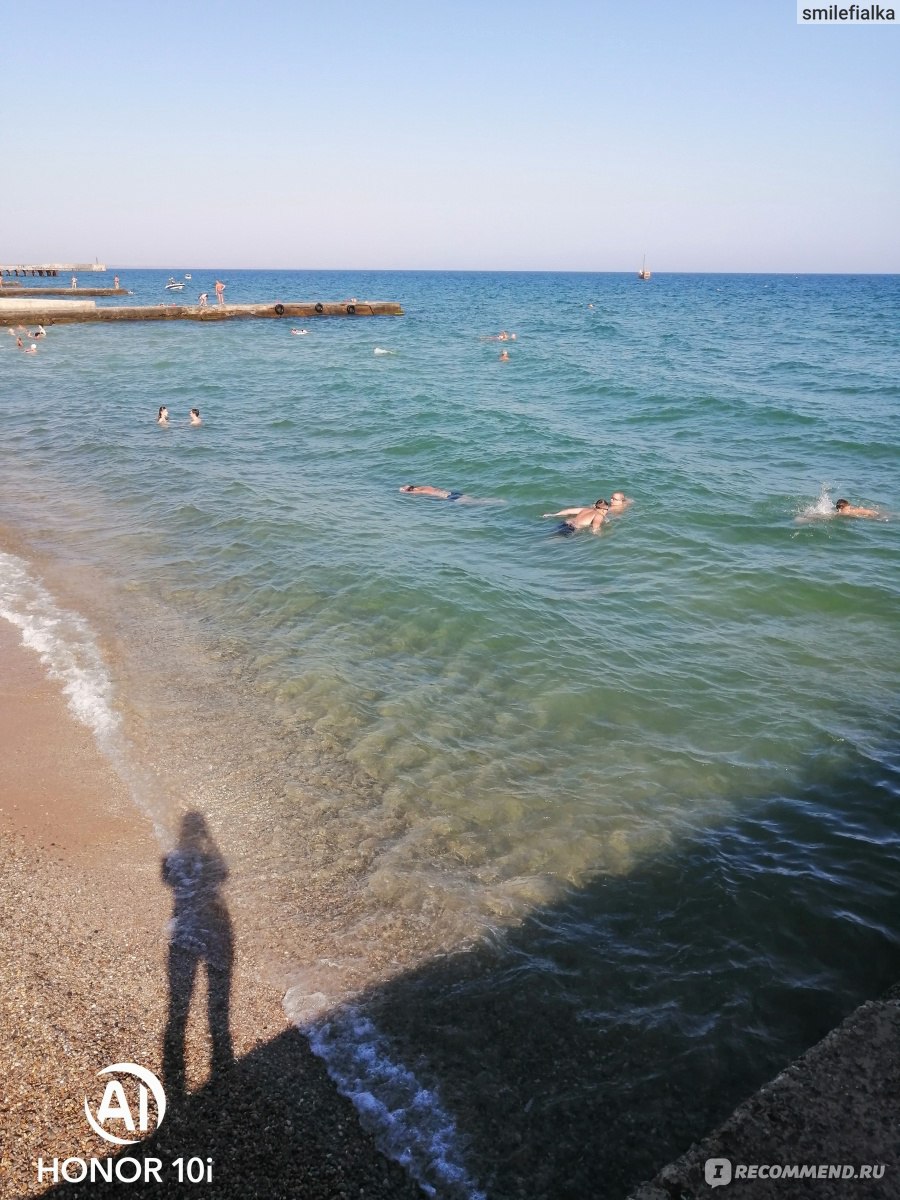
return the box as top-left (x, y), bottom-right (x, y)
top-left (638, 255), bottom-right (651, 281)
top-left (184, 273), bottom-right (192, 280)
top-left (164, 277), bottom-right (185, 292)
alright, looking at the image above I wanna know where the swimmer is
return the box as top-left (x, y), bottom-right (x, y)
top-left (291, 328), bottom-right (308, 335)
top-left (189, 408), bottom-right (202, 426)
top-left (374, 347), bottom-right (395, 355)
top-left (157, 405), bottom-right (169, 426)
top-left (542, 498), bottom-right (610, 534)
top-left (608, 491), bottom-right (633, 513)
top-left (499, 350), bottom-right (511, 362)
top-left (29, 324), bottom-right (46, 338)
top-left (400, 484), bottom-right (466, 501)
top-left (835, 498), bottom-right (879, 518)
top-left (23, 342), bottom-right (38, 354)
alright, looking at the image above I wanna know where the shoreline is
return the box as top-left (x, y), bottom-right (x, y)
top-left (0, 618), bottom-right (420, 1199)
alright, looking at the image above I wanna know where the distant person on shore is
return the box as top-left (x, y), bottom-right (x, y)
top-left (70, 274), bottom-right (78, 289)
top-left (189, 408), bottom-right (202, 426)
top-left (542, 498), bottom-right (610, 534)
top-left (198, 292), bottom-right (209, 307)
top-left (835, 498), bottom-right (880, 519)
top-left (214, 280), bottom-right (226, 306)
top-left (157, 405), bottom-right (169, 426)
top-left (113, 275), bottom-right (120, 289)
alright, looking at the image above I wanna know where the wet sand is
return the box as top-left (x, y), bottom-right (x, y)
top-left (0, 619), bottom-right (420, 1199)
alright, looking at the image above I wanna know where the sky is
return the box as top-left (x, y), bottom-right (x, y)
top-left (1, 0), bottom-right (898, 272)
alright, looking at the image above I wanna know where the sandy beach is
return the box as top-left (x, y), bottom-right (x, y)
top-left (0, 618), bottom-right (421, 1199)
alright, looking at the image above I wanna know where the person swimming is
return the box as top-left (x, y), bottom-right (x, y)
top-left (400, 485), bottom-right (464, 501)
top-left (608, 491), bottom-right (633, 514)
top-left (189, 408), bottom-right (202, 426)
top-left (542, 498), bottom-right (610, 534)
top-left (835, 498), bottom-right (879, 518)
top-left (157, 405), bottom-right (169, 426)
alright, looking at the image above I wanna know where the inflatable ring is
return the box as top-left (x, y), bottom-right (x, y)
top-left (346, 304), bottom-right (356, 315)
top-left (314, 302), bottom-right (324, 314)
top-left (274, 303), bottom-right (285, 316)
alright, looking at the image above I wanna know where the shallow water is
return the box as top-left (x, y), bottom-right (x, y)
top-left (2, 270), bottom-right (899, 1196)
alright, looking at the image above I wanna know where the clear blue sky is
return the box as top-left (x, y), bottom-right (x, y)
top-left (2, 0), bottom-right (897, 271)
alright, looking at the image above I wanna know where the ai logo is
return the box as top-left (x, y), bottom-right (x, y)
top-left (84, 1063), bottom-right (167, 1145)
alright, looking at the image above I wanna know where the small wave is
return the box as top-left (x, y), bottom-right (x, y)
top-left (294, 999), bottom-right (485, 1200)
top-left (0, 550), bottom-right (168, 837)
top-left (0, 550), bottom-right (120, 743)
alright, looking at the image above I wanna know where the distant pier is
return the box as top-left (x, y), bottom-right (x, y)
top-left (0, 263), bottom-right (106, 277)
top-left (0, 299), bottom-right (404, 325)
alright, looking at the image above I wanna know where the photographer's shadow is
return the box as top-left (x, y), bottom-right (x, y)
top-left (161, 812), bottom-right (234, 1097)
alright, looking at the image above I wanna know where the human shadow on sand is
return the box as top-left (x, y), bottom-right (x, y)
top-left (161, 812), bottom-right (234, 1098)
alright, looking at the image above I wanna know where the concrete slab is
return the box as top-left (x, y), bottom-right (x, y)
top-left (629, 985), bottom-right (900, 1199)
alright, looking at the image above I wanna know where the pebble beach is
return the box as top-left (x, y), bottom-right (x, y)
top-left (0, 620), bottom-right (420, 1199)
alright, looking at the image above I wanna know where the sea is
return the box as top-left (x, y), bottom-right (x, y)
top-left (2, 270), bottom-right (899, 1198)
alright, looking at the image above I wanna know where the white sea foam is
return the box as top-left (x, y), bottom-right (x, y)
top-left (294, 998), bottom-right (485, 1200)
top-left (795, 484), bottom-right (837, 523)
top-left (0, 550), bottom-right (166, 836)
top-left (0, 551), bottom-right (121, 744)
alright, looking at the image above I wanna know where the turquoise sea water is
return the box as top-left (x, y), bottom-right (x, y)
top-left (2, 271), bottom-right (899, 1197)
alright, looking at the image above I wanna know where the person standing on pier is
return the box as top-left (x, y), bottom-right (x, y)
top-left (70, 274), bottom-right (78, 289)
top-left (198, 292), bottom-right (209, 307)
top-left (114, 275), bottom-right (120, 289)
top-left (215, 279), bottom-right (226, 306)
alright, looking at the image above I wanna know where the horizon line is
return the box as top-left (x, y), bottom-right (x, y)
top-left (77, 266), bottom-right (900, 277)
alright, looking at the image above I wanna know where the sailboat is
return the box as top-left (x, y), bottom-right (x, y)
top-left (638, 255), bottom-right (651, 281)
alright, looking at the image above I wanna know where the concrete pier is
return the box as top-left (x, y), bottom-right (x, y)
top-left (628, 983), bottom-right (900, 1199)
top-left (0, 287), bottom-right (128, 298)
top-left (0, 300), bottom-right (403, 325)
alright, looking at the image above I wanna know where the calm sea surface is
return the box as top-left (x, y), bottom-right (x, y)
top-left (2, 270), bottom-right (899, 1197)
